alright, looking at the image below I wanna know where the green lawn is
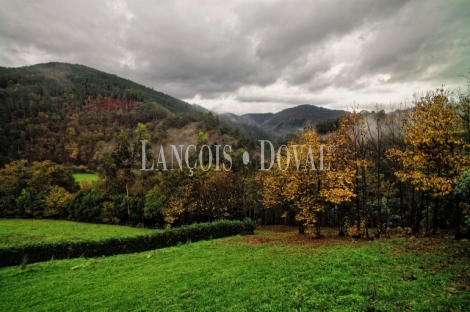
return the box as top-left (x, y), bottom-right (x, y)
top-left (0, 219), bottom-right (151, 248)
top-left (0, 226), bottom-right (468, 311)
top-left (72, 173), bottom-right (99, 184)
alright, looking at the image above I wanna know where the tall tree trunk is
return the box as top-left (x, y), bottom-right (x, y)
top-left (417, 191), bottom-right (424, 231)
top-left (432, 196), bottom-right (439, 235)
top-left (455, 195), bottom-right (461, 239)
top-left (362, 166), bottom-right (369, 239)
top-left (410, 187), bottom-right (415, 230)
top-left (126, 183), bottom-right (130, 222)
top-left (399, 183), bottom-right (405, 227)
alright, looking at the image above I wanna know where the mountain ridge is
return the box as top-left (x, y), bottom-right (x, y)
top-left (224, 104), bottom-right (346, 136)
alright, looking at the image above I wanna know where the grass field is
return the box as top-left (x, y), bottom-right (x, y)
top-left (72, 173), bottom-right (99, 184)
top-left (0, 226), bottom-right (469, 311)
top-left (0, 219), bottom-right (151, 248)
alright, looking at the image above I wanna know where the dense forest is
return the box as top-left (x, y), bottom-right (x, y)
top-left (0, 63), bottom-right (469, 240)
top-left (0, 62), bottom-right (266, 168)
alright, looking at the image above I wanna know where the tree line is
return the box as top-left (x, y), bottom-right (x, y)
top-left (0, 62), bottom-right (469, 238)
top-left (1, 87), bottom-right (470, 239)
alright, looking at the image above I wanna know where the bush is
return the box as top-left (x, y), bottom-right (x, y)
top-left (345, 217), bottom-right (367, 238)
top-left (0, 219), bottom-right (254, 268)
top-left (66, 188), bottom-right (106, 222)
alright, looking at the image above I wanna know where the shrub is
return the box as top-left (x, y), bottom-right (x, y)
top-left (345, 217), bottom-right (367, 238)
top-left (0, 219), bottom-right (254, 268)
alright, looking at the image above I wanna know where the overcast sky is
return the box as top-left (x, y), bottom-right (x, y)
top-left (1, 1), bottom-right (469, 114)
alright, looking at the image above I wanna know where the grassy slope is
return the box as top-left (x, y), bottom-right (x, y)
top-left (72, 173), bottom-right (99, 182)
top-left (0, 219), bottom-right (151, 248)
top-left (0, 227), bottom-right (468, 311)
top-left (73, 173), bottom-right (99, 187)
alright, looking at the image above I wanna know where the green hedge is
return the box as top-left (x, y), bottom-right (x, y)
top-left (0, 219), bottom-right (254, 268)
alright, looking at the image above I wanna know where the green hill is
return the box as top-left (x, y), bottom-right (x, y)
top-left (0, 62), bottom-right (259, 168)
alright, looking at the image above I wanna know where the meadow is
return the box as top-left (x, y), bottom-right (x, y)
top-left (0, 224), bottom-right (469, 311)
top-left (0, 219), bottom-right (151, 248)
top-left (72, 173), bottom-right (99, 185)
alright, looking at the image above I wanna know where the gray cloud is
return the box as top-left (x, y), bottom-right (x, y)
top-left (0, 0), bottom-right (468, 114)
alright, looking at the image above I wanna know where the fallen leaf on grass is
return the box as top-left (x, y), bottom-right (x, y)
top-left (70, 264), bottom-right (85, 270)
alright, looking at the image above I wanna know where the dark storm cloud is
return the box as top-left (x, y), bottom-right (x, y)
top-left (359, 1), bottom-right (470, 83)
top-left (237, 1), bottom-right (407, 63)
top-left (236, 93), bottom-right (332, 106)
top-left (0, 0), bottom-right (468, 114)
top-left (0, 0), bottom-right (130, 70)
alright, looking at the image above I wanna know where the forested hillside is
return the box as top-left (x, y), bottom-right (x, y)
top-left (0, 62), bottom-right (261, 168)
top-left (224, 104), bottom-right (346, 136)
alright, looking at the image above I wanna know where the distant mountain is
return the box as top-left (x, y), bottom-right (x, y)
top-left (224, 104), bottom-right (347, 136)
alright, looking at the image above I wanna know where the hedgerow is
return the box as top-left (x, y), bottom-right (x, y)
top-left (0, 219), bottom-right (254, 268)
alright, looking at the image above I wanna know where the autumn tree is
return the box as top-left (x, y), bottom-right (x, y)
top-left (160, 168), bottom-right (197, 226)
top-left (320, 117), bottom-right (359, 235)
top-left (256, 165), bottom-right (291, 226)
top-left (382, 107), bottom-right (413, 229)
top-left (326, 111), bottom-right (372, 237)
top-left (43, 185), bottom-right (74, 218)
top-left (0, 160), bottom-right (30, 198)
top-left (0, 160), bottom-right (78, 217)
top-left (163, 183), bottom-right (194, 225)
top-left (259, 127), bottom-right (355, 236)
top-left (283, 127), bottom-right (328, 236)
top-left (387, 91), bottom-right (468, 234)
top-left (29, 160), bottom-right (78, 192)
top-left (199, 170), bottom-right (241, 221)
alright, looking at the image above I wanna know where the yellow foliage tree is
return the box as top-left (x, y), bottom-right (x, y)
top-left (387, 92), bottom-right (468, 233)
top-left (330, 111), bottom-right (370, 236)
top-left (283, 128), bottom-right (326, 235)
top-left (162, 183), bottom-right (194, 225)
top-left (256, 166), bottom-right (290, 225)
top-left (43, 185), bottom-right (74, 218)
top-left (259, 127), bottom-right (355, 236)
